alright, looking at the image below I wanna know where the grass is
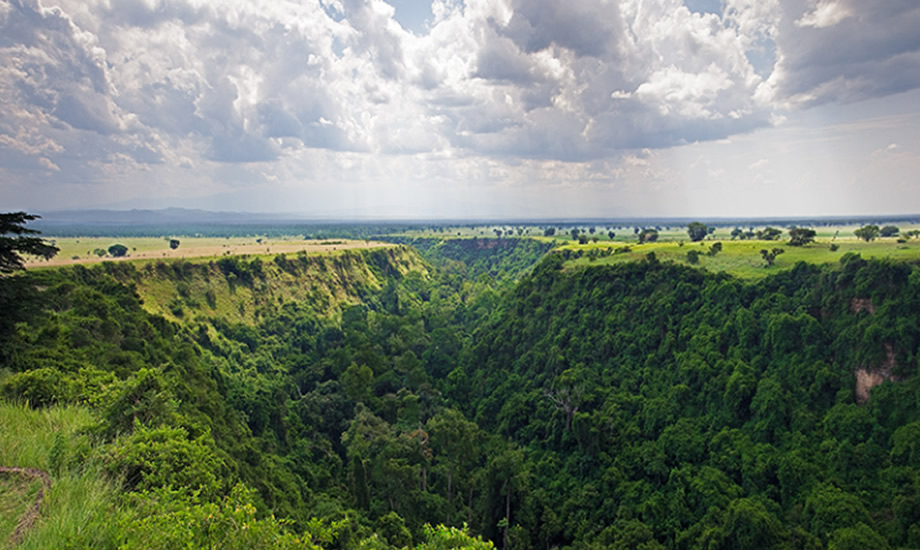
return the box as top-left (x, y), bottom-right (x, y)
top-left (23, 236), bottom-right (392, 269)
top-left (0, 472), bottom-right (42, 544)
top-left (561, 237), bottom-right (920, 279)
top-left (0, 402), bottom-right (121, 548)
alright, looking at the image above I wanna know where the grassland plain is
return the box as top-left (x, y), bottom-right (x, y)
top-left (24, 236), bottom-right (392, 268)
top-left (561, 237), bottom-right (920, 279)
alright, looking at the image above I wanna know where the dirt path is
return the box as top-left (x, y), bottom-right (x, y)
top-left (0, 467), bottom-right (51, 547)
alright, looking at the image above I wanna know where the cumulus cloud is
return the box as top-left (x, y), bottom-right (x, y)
top-left (0, 0), bottom-right (918, 206)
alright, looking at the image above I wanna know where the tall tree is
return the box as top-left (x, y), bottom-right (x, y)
top-left (854, 225), bottom-right (880, 242)
top-left (0, 212), bottom-right (58, 273)
top-left (687, 222), bottom-right (708, 242)
top-left (788, 227), bottom-right (816, 246)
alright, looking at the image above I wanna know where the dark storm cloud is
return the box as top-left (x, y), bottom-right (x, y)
top-left (771, 0), bottom-right (920, 105)
top-left (502, 0), bottom-right (621, 57)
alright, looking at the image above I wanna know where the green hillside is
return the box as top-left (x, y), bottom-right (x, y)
top-left (3, 238), bottom-right (920, 548)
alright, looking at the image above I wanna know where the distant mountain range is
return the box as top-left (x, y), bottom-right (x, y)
top-left (31, 208), bottom-right (920, 227)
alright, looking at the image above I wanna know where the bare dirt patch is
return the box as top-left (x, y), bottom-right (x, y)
top-left (855, 343), bottom-right (898, 404)
top-left (850, 297), bottom-right (876, 314)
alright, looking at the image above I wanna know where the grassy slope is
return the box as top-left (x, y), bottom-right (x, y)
top-left (83, 246), bottom-right (427, 325)
top-left (0, 403), bottom-right (117, 549)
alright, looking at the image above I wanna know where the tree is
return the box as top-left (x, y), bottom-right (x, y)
top-left (854, 225), bottom-right (880, 242)
top-left (543, 227), bottom-right (555, 237)
top-left (638, 228), bottom-right (658, 244)
top-left (607, 231), bottom-right (615, 240)
top-left (687, 250), bottom-right (701, 264)
top-left (707, 242), bottom-right (722, 256)
top-left (108, 243), bottom-right (129, 257)
top-left (788, 227), bottom-right (816, 246)
top-left (731, 227), bottom-right (744, 240)
top-left (760, 248), bottom-right (785, 266)
top-left (756, 227), bottom-right (783, 240)
top-left (169, 239), bottom-right (181, 249)
top-left (880, 225), bottom-right (899, 237)
top-left (570, 228), bottom-right (579, 240)
top-left (0, 212), bottom-right (58, 273)
top-left (687, 222), bottom-right (708, 242)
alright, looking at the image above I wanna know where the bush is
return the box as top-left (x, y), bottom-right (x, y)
top-left (108, 244), bottom-right (128, 257)
top-left (687, 250), bottom-right (701, 264)
top-left (1, 367), bottom-right (66, 406)
top-left (107, 424), bottom-right (224, 498)
top-left (121, 484), bottom-right (312, 549)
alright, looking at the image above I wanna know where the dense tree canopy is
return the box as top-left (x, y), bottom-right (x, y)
top-left (3, 238), bottom-right (920, 548)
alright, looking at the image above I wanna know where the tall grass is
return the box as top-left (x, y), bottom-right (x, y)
top-left (0, 401), bottom-right (124, 548)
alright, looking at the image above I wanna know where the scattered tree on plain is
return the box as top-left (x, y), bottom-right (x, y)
top-left (788, 227), bottom-right (816, 246)
top-left (760, 247), bottom-right (785, 266)
top-left (687, 222), bottom-right (708, 242)
top-left (756, 227), bottom-right (783, 240)
top-left (108, 243), bottom-right (129, 257)
top-left (169, 239), bottom-right (181, 249)
top-left (638, 228), bottom-right (658, 244)
top-left (880, 225), bottom-right (900, 237)
top-left (854, 225), bottom-right (880, 242)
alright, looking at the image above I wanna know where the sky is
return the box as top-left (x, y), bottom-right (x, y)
top-left (0, 0), bottom-right (919, 219)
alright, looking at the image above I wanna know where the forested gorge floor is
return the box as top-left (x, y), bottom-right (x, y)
top-left (2, 240), bottom-right (920, 549)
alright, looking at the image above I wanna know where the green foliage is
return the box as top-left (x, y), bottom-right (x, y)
top-left (687, 221), bottom-right (708, 242)
top-left (121, 484), bottom-right (317, 549)
top-left (757, 226), bottom-right (783, 240)
top-left (879, 225), bottom-right (899, 238)
top-left (687, 249), bottom-right (701, 264)
top-left (108, 243), bottom-right (128, 257)
top-left (638, 228), bottom-right (658, 243)
top-left (855, 225), bottom-right (880, 242)
top-left (760, 247), bottom-right (785, 266)
top-left (788, 227), bottom-right (817, 246)
top-left (415, 524), bottom-right (495, 549)
top-left (5, 240), bottom-right (920, 549)
top-left (0, 212), bottom-right (58, 273)
top-left (106, 424), bottom-right (225, 497)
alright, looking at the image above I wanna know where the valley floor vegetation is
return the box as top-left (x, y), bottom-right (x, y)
top-left (3, 216), bottom-right (920, 549)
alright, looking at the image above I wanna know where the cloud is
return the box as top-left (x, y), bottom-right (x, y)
top-left (0, 0), bottom-right (918, 211)
top-left (795, 0), bottom-right (851, 28)
top-left (763, 0), bottom-right (920, 106)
